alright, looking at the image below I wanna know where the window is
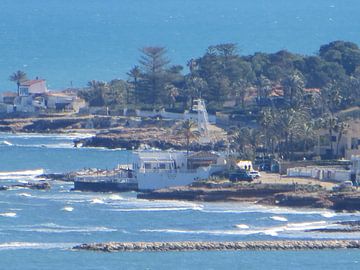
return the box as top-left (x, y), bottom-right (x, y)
top-left (351, 138), bottom-right (358, 149)
top-left (19, 87), bottom-right (29, 96)
top-left (159, 163), bottom-right (166, 169)
top-left (144, 163), bottom-right (151, 169)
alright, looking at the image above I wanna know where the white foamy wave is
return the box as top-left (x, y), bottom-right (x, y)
top-left (0, 169), bottom-right (44, 180)
top-left (0, 212), bottom-right (17, 217)
top-left (111, 206), bottom-right (202, 212)
top-left (0, 242), bottom-right (75, 250)
top-left (13, 223), bottom-right (117, 233)
top-left (61, 206), bottom-right (74, 212)
top-left (90, 198), bottom-right (105, 204)
top-left (108, 194), bottom-right (124, 200)
top-left (199, 203), bottom-right (346, 217)
top-left (321, 212), bottom-right (337, 218)
top-left (141, 221), bottom-right (332, 237)
top-left (270, 216), bottom-right (288, 222)
top-left (0, 140), bottom-right (13, 146)
top-left (140, 228), bottom-right (257, 236)
top-left (18, 193), bottom-right (33, 197)
top-left (235, 224), bottom-right (250, 229)
top-left (285, 221), bottom-right (328, 231)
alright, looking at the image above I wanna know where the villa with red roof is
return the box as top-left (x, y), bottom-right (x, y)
top-left (19, 79), bottom-right (48, 96)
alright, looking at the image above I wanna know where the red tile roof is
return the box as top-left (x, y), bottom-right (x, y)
top-left (20, 80), bottom-right (45, 86)
top-left (1, 91), bottom-right (17, 97)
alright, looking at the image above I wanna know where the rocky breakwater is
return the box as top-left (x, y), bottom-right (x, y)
top-left (73, 240), bottom-right (360, 252)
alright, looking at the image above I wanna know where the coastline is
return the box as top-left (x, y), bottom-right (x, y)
top-left (138, 178), bottom-right (360, 212)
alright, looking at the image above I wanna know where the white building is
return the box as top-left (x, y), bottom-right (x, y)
top-left (19, 79), bottom-right (48, 96)
top-left (133, 151), bottom-right (226, 190)
top-left (45, 92), bottom-right (86, 112)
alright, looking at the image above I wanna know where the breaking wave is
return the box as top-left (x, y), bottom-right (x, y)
top-left (18, 193), bottom-right (33, 197)
top-left (0, 169), bottom-right (44, 180)
top-left (235, 224), bottom-right (250, 229)
top-left (4, 223), bottom-right (117, 234)
top-left (90, 198), bottom-right (105, 204)
top-left (111, 206), bottom-right (203, 212)
top-left (61, 206), bottom-right (74, 212)
top-left (0, 140), bottom-right (12, 146)
top-left (140, 221), bottom-right (333, 237)
top-left (0, 242), bottom-right (75, 250)
top-left (270, 216), bottom-right (288, 222)
top-left (0, 212), bottom-right (17, 218)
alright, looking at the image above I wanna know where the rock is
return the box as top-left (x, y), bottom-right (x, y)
top-left (73, 240), bottom-right (360, 252)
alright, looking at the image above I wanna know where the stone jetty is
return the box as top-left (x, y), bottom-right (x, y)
top-left (73, 240), bottom-right (360, 252)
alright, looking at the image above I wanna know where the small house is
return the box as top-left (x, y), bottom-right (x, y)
top-left (19, 79), bottom-right (48, 96)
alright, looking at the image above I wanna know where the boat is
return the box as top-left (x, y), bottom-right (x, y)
top-left (73, 150), bottom-right (226, 192)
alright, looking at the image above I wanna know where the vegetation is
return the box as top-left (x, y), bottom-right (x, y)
top-left (9, 70), bottom-right (27, 96)
top-left (75, 40), bottom-right (360, 160)
top-left (176, 120), bottom-right (200, 155)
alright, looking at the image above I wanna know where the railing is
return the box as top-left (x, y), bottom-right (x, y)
top-left (137, 168), bottom-right (198, 174)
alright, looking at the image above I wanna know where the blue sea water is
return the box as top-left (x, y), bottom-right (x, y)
top-left (1, 0), bottom-right (360, 91)
top-left (1, 133), bottom-right (360, 269)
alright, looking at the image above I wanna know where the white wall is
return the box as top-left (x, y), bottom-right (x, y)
top-left (29, 81), bottom-right (48, 94)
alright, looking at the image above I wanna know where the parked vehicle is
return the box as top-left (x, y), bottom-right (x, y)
top-left (249, 170), bottom-right (261, 178)
top-left (229, 170), bottom-right (254, 182)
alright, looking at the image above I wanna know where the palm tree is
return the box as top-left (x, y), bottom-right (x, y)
top-left (334, 121), bottom-right (349, 157)
top-left (9, 70), bottom-right (27, 96)
top-left (127, 66), bottom-right (142, 106)
top-left (281, 71), bottom-right (305, 107)
top-left (176, 120), bottom-right (199, 155)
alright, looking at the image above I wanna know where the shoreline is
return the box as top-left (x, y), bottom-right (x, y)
top-left (73, 240), bottom-right (360, 252)
top-left (138, 180), bottom-right (360, 212)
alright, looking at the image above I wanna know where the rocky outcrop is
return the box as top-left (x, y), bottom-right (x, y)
top-left (38, 173), bottom-right (75, 182)
top-left (274, 192), bottom-right (334, 208)
top-left (138, 183), bottom-right (360, 211)
top-left (77, 128), bottom-right (226, 151)
top-left (73, 240), bottom-right (360, 252)
top-left (138, 183), bottom-right (322, 202)
top-left (330, 192), bottom-right (360, 211)
top-left (0, 182), bottom-right (50, 191)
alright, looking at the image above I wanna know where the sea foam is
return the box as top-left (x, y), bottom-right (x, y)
top-left (0, 212), bottom-right (17, 217)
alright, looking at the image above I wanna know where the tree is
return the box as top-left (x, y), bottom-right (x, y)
top-left (319, 114), bottom-right (339, 158)
top-left (79, 80), bottom-right (107, 107)
top-left (127, 66), bottom-right (142, 106)
top-left (281, 71), bottom-right (305, 108)
top-left (9, 70), bottom-right (27, 96)
top-left (334, 121), bottom-right (349, 157)
top-left (176, 120), bottom-right (199, 155)
top-left (231, 127), bottom-right (262, 159)
top-left (138, 47), bottom-right (170, 105)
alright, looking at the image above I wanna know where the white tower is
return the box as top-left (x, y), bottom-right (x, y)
top-left (192, 99), bottom-right (211, 143)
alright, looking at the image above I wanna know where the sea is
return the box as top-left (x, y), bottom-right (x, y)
top-left (1, 0), bottom-right (360, 91)
top-left (1, 133), bottom-right (360, 269)
top-left (2, 1), bottom-right (360, 268)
